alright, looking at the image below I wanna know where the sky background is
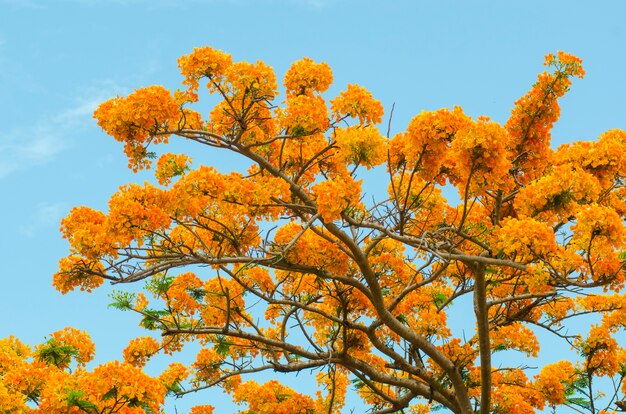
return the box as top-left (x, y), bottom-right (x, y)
top-left (1, 0), bottom-right (626, 412)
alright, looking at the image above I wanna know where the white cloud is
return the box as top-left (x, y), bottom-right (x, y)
top-left (0, 129), bottom-right (68, 178)
top-left (2, 0), bottom-right (331, 8)
top-left (0, 80), bottom-right (126, 180)
top-left (0, 0), bottom-right (42, 8)
top-left (19, 202), bottom-right (67, 238)
top-left (290, 0), bottom-right (333, 8)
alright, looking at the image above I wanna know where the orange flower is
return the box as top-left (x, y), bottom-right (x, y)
top-left (284, 57), bottom-right (333, 96)
top-left (123, 336), bottom-right (160, 368)
top-left (330, 84), bottom-right (384, 125)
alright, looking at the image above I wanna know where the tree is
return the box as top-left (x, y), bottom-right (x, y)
top-left (0, 328), bottom-right (174, 413)
top-left (35, 47), bottom-right (626, 413)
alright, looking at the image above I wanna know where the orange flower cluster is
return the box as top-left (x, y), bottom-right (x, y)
top-left (490, 370), bottom-right (544, 414)
top-left (178, 46), bottom-right (233, 99)
top-left (0, 330), bottom-right (167, 413)
top-left (273, 222), bottom-right (351, 277)
top-left (490, 322), bottom-right (540, 357)
top-left (505, 51), bottom-right (585, 183)
top-left (224, 60), bottom-right (278, 102)
top-left (123, 336), bottom-right (161, 368)
top-left (387, 174), bottom-right (453, 234)
top-left (389, 106), bottom-right (472, 184)
top-left (312, 175), bottom-right (363, 222)
top-left (277, 94), bottom-right (329, 135)
top-left (284, 57), bottom-right (333, 97)
top-left (492, 216), bottom-right (558, 259)
top-left (555, 129), bottom-right (626, 189)
top-left (94, 86), bottom-right (181, 170)
top-left (315, 369), bottom-right (349, 413)
top-left (450, 118), bottom-right (512, 196)
top-left (569, 204), bottom-right (625, 286)
top-left (516, 164), bottom-right (601, 223)
top-left (59, 206), bottom-right (110, 260)
top-left (570, 204), bottom-right (625, 251)
top-left (166, 271), bottom-right (204, 315)
top-left (44, 327), bottom-right (95, 368)
top-left (330, 84), bottom-right (384, 125)
top-left (200, 277), bottom-right (248, 327)
top-left (334, 125), bottom-right (387, 169)
top-left (237, 266), bottom-right (276, 295)
top-left (369, 238), bottom-right (412, 288)
top-left (575, 325), bottom-right (621, 376)
top-left (155, 152), bottom-right (192, 186)
top-left (190, 405), bottom-right (215, 414)
top-left (533, 361), bottom-right (575, 406)
top-left (158, 361), bottom-right (189, 391)
top-left (232, 380), bottom-right (317, 414)
top-left (52, 255), bottom-right (104, 293)
top-left (192, 347), bottom-right (227, 385)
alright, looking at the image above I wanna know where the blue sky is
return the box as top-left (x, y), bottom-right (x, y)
top-left (1, 0), bottom-right (626, 412)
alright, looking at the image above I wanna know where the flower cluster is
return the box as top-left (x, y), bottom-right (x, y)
top-left (232, 380), bottom-right (318, 414)
top-left (330, 84), bottom-right (384, 125)
top-left (312, 175), bottom-right (362, 222)
top-left (178, 46), bottom-right (233, 99)
top-left (277, 94), bottom-right (329, 135)
top-left (123, 336), bottom-right (161, 368)
top-left (533, 361), bottom-right (575, 406)
top-left (505, 51), bottom-right (585, 183)
top-left (492, 216), bottom-right (558, 259)
top-left (516, 165), bottom-right (601, 223)
top-left (490, 322), bottom-right (540, 357)
top-left (167, 272), bottom-right (204, 315)
top-left (450, 117), bottom-right (512, 195)
top-left (155, 152), bottom-right (192, 186)
top-left (334, 125), bottom-right (387, 169)
top-left (94, 86), bottom-right (180, 170)
top-left (284, 57), bottom-right (333, 96)
top-left (389, 106), bottom-right (472, 183)
top-left (0, 331), bottom-right (167, 413)
top-left (555, 129), bottom-right (626, 188)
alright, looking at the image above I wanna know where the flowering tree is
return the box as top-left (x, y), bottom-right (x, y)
top-left (0, 328), bottom-right (173, 413)
top-left (4, 47), bottom-right (626, 413)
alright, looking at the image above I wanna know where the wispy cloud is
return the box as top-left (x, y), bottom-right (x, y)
top-left (0, 80), bottom-right (126, 179)
top-left (0, 0), bottom-right (43, 8)
top-left (0, 128), bottom-right (68, 179)
top-left (19, 202), bottom-right (67, 238)
top-left (2, 0), bottom-right (333, 8)
top-left (288, 0), bottom-right (334, 8)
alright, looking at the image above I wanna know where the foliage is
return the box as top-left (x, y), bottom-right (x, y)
top-left (4, 47), bottom-right (626, 413)
top-left (0, 329), bottom-right (167, 413)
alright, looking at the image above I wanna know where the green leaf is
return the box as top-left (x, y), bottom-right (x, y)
top-left (215, 337), bottom-right (233, 356)
top-left (165, 381), bottom-right (182, 395)
top-left (433, 293), bottom-right (447, 307)
top-left (67, 390), bottom-right (99, 411)
top-left (146, 274), bottom-right (175, 295)
top-left (102, 387), bottom-right (118, 401)
top-left (350, 378), bottom-right (365, 390)
top-left (187, 287), bottom-right (205, 301)
top-left (108, 291), bottom-right (137, 311)
top-left (37, 338), bottom-right (79, 368)
top-left (396, 314), bottom-right (408, 325)
top-left (140, 308), bottom-right (170, 330)
top-left (565, 397), bottom-right (591, 409)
